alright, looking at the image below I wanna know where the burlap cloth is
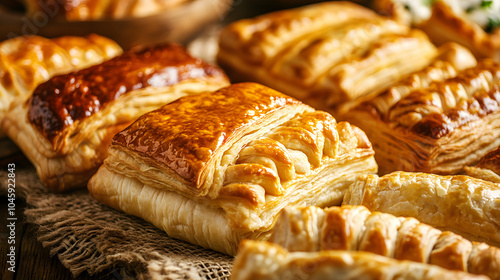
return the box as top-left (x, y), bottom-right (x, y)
top-left (0, 163), bottom-right (233, 279)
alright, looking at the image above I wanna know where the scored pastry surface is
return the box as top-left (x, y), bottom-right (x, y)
top-left (89, 82), bottom-right (377, 255)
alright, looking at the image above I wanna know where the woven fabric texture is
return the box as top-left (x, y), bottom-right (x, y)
top-left (0, 164), bottom-right (233, 280)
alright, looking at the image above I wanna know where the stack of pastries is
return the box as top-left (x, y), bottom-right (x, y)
top-left (2, 0), bottom-right (500, 278)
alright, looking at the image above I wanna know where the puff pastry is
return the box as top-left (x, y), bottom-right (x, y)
top-left (22, 0), bottom-right (190, 20)
top-left (232, 240), bottom-right (489, 280)
top-left (343, 55), bottom-right (500, 175)
top-left (466, 146), bottom-right (500, 183)
top-left (217, 1), bottom-right (438, 110)
top-left (2, 43), bottom-right (229, 192)
top-left (269, 205), bottom-right (500, 280)
top-left (87, 82), bottom-right (378, 255)
top-left (372, 0), bottom-right (500, 60)
top-left (343, 172), bottom-right (500, 249)
top-left (0, 34), bottom-right (122, 137)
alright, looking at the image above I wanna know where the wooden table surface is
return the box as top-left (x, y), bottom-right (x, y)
top-left (0, 2), bottom-right (290, 279)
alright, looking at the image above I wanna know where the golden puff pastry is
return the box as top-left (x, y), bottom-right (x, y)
top-left (269, 205), bottom-right (500, 280)
top-left (232, 240), bottom-right (489, 280)
top-left (466, 146), bottom-right (500, 183)
top-left (22, 0), bottom-right (190, 20)
top-left (2, 43), bottom-right (229, 192)
top-left (88, 82), bottom-right (378, 255)
top-left (343, 172), bottom-right (500, 249)
top-left (0, 34), bottom-right (122, 137)
top-left (217, 1), bottom-right (438, 111)
top-left (372, 0), bottom-right (500, 60)
top-left (343, 57), bottom-right (500, 175)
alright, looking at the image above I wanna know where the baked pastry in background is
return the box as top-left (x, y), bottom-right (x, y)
top-left (269, 205), bottom-right (500, 280)
top-left (0, 34), bottom-right (122, 137)
top-left (88, 82), bottom-right (377, 255)
top-left (372, 0), bottom-right (500, 60)
top-left (2, 43), bottom-right (229, 192)
top-left (343, 54), bottom-right (500, 175)
top-left (218, 1), bottom-right (438, 111)
top-left (232, 240), bottom-right (490, 280)
top-left (465, 146), bottom-right (500, 183)
top-left (22, 0), bottom-right (189, 20)
top-left (343, 172), bottom-right (500, 249)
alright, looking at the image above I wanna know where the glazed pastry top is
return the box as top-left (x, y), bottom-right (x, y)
top-left (28, 43), bottom-right (227, 143)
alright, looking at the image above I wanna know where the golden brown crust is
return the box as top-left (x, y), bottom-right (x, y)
top-left (217, 1), bottom-right (438, 109)
top-left (344, 172), bottom-right (500, 249)
top-left (421, 2), bottom-right (499, 60)
top-left (0, 34), bottom-right (122, 112)
top-left (112, 83), bottom-right (303, 188)
top-left (232, 240), bottom-right (490, 280)
top-left (343, 52), bottom-right (500, 175)
top-left (28, 43), bottom-right (227, 150)
top-left (270, 205), bottom-right (500, 280)
top-left (3, 43), bottom-right (229, 191)
top-left (89, 82), bottom-right (377, 254)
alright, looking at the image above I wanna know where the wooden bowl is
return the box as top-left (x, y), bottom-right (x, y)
top-left (0, 0), bottom-right (233, 50)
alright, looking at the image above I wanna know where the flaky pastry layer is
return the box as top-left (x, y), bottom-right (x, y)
top-left (2, 44), bottom-right (229, 192)
top-left (270, 205), bottom-right (500, 280)
top-left (232, 240), bottom-right (489, 280)
top-left (218, 1), bottom-right (438, 109)
top-left (344, 172), bottom-right (500, 249)
top-left (344, 49), bottom-right (500, 174)
top-left (23, 0), bottom-right (190, 20)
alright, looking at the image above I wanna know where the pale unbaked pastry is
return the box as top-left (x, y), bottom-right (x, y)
top-left (232, 240), bottom-right (489, 280)
top-left (2, 43), bottom-right (229, 192)
top-left (217, 1), bottom-right (438, 111)
top-left (372, 0), bottom-right (500, 60)
top-left (269, 205), bottom-right (500, 280)
top-left (22, 0), bottom-right (190, 20)
top-left (88, 82), bottom-right (378, 255)
top-left (343, 172), bottom-right (500, 250)
top-left (343, 53), bottom-right (500, 175)
top-left (0, 34), bottom-right (122, 137)
top-left (466, 146), bottom-right (500, 183)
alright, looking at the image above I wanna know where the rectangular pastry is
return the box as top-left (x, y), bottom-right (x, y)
top-left (2, 43), bottom-right (229, 192)
top-left (343, 53), bottom-right (500, 175)
top-left (232, 240), bottom-right (489, 280)
top-left (87, 82), bottom-right (378, 255)
top-left (343, 172), bottom-right (500, 249)
top-left (269, 205), bottom-right (500, 280)
top-left (0, 34), bottom-right (122, 136)
top-left (372, 0), bottom-right (500, 60)
top-left (217, 1), bottom-right (438, 111)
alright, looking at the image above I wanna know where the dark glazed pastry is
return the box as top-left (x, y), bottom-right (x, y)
top-left (2, 43), bottom-right (230, 191)
top-left (343, 46), bottom-right (500, 175)
top-left (88, 82), bottom-right (377, 255)
top-left (0, 34), bottom-right (122, 137)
